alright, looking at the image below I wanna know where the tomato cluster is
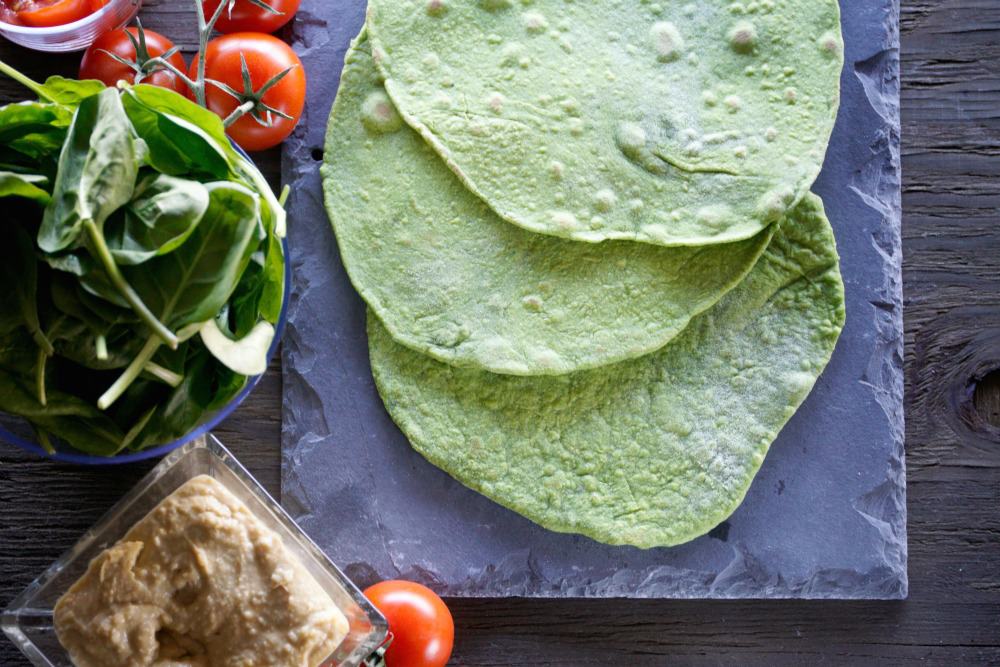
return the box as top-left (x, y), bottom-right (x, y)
top-left (75, 0), bottom-right (304, 151)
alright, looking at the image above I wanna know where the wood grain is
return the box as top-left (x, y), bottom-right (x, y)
top-left (2, 0), bottom-right (999, 665)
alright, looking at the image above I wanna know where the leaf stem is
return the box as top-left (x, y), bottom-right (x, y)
top-left (143, 361), bottom-right (183, 387)
top-left (35, 348), bottom-right (47, 407)
top-left (193, 0), bottom-right (211, 107)
top-left (117, 406), bottom-right (156, 453)
top-left (98, 336), bottom-right (160, 410)
top-left (96, 334), bottom-right (108, 361)
top-left (36, 429), bottom-right (55, 455)
top-left (0, 59), bottom-right (50, 101)
top-left (84, 219), bottom-right (178, 349)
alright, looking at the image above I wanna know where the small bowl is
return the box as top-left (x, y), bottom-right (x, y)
top-left (1, 434), bottom-right (390, 667)
top-left (0, 0), bottom-right (141, 52)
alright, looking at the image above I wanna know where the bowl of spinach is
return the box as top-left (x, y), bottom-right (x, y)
top-left (0, 70), bottom-right (288, 463)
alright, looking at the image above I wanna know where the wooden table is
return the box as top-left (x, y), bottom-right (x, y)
top-left (2, 1), bottom-right (998, 664)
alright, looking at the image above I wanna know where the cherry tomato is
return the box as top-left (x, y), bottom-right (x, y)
top-left (363, 581), bottom-right (454, 667)
top-left (202, 0), bottom-right (299, 34)
top-left (80, 28), bottom-right (187, 94)
top-left (9, 0), bottom-right (92, 27)
top-left (190, 33), bottom-right (305, 152)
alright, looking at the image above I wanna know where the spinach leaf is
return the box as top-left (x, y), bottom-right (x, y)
top-left (128, 181), bottom-right (260, 329)
top-left (1, 226), bottom-right (53, 354)
top-left (122, 85), bottom-right (285, 240)
top-left (259, 231), bottom-right (285, 323)
top-left (0, 332), bottom-right (124, 456)
top-left (54, 324), bottom-right (142, 370)
top-left (0, 171), bottom-right (50, 205)
top-left (38, 88), bottom-right (138, 253)
top-left (128, 84), bottom-right (235, 157)
top-left (39, 88), bottom-right (177, 347)
top-left (2, 384), bottom-right (124, 454)
top-left (106, 173), bottom-right (210, 265)
top-left (50, 272), bottom-right (135, 331)
top-left (45, 251), bottom-right (130, 309)
top-left (35, 76), bottom-right (105, 107)
top-left (227, 251), bottom-right (265, 337)
top-left (122, 86), bottom-right (231, 179)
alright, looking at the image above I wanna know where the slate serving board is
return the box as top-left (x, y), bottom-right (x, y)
top-left (280, 0), bottom-right (906, 599)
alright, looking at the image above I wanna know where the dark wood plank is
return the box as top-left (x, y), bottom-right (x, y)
top-left (2, 0), bottom-right (999, 665)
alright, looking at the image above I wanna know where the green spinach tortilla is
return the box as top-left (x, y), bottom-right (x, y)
top-left (366, 0), bottom-right (843, 247)
top-left (368, 194), bottom-right (844, 547)
top-left (323, 35), bottom-right (772, 376)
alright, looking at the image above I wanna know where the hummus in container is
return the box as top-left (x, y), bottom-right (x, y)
top-left (53, 475), bottom-right (349, 667)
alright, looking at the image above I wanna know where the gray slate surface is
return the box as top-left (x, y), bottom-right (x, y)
top-left (280, 0), bottom-right (906, 599)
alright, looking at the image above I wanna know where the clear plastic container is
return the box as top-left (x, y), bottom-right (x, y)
top-left (1, 434), bottom-right (389, 666)
top-left (0, 0), bottom-right (141, 53)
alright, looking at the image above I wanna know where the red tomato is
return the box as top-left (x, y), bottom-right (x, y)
top-left (202, 0), bottom-right (299, 34)
top-left (190, 33), bottom-right (305, 152)
top-left (363, 581), bottom-right (454, 667)
top-left (0, 4), bottom-right (19, 24)
top-left (9, 0), bottom-right (92, 26)
top-left (80, 28), bottom-right (187, 93)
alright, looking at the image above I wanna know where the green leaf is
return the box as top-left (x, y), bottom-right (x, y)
top-left (122, 85), bottom-right (233, 178)
top-left (0, 363), bottom-right (124, 456)
top-left (127, 181), bottom-right (261, 330)
top-left (129, 84), bottom-right (235, 154)
top-left (0, 226), bottom-right (53, 354)
top-left (129, 345), bottom-right (213, 450)
top-left (121, 85), bottom-right (286, 240)
top-left (258, 231), bottom-right (285, 323)
top-left (37, 76), bottom-right (106, 107)
top-left (0, 101), bottom-right (71, 146)
top-left (50, 272), bottom-right (135, 330)
top-left (38, 88), bottom-right (176, 347)
top-left (0, 171), bottom-right (50, 205)
top-left (45, 251), bottom-right (130, 309)
top-left (0, 102), bottom-right (70, 180)
top-left (38, 88), bottom-right (138, 253)
top-left (106, 173), bottom-right (210, 265)
top-left (226, 232), bottom-right (284, 339)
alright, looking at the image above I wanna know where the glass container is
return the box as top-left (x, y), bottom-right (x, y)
top-left (0, 0), bottom-right (142, 52)
top-left (1, 434), bottom-right (389, 666)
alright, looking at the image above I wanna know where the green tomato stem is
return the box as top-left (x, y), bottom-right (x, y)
top-left (84, 219), bottom-right (178, 349)
top-left (98, 336), bottom-right (161, 410)
top-left (194, 0), bottom-right (210, 107)
top-left (223, 100), bottom-right (256, 127)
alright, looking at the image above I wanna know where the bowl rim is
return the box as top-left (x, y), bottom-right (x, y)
top-left (0, 0), bottom-right (138, 36)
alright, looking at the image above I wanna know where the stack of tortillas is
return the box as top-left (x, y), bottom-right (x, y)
top-left (322, 0), bottom-right (845, 548)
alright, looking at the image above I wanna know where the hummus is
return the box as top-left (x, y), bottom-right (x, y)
top-left (54, 475), bottom-right (349, 667)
